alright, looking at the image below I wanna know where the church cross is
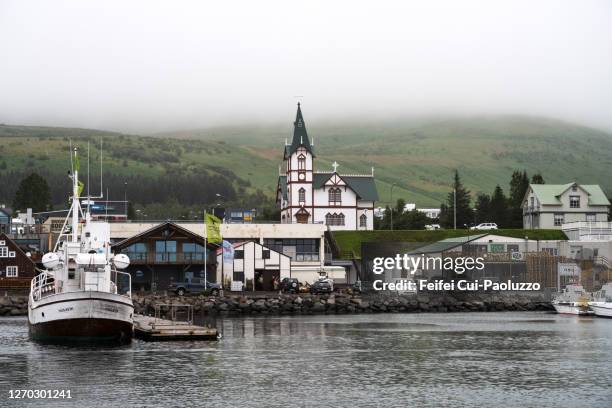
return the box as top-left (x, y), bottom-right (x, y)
top-left (332, 161), bottom-right (339, 173)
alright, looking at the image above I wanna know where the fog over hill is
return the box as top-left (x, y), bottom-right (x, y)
top-left (1, 114), bottom-right (611, 209)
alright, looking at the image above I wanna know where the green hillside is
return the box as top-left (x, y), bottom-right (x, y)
top-left (1, 115), bottom-right (612, 211)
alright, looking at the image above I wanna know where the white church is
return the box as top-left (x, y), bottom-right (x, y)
top-left (276, 104), bottom-right (378, 230)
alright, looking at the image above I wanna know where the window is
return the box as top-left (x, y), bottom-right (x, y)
top-left (0, 240), bottom-right (4, 245)
top-left (0, 247), bottom-right (7, 257)
top-left (325, 213), bottom-right (345, 226)
top-left (262, 250), bottom-right (270, 259)
top-left (569, 196), bottom-right (580, 208)
top-left (586, 213), bottom-right (596, 222)
top-left (554, 213), bottom-right (564, 226)
top-left (298, 188), bottom-right (306, 203)
top-left (6, 266), bottom-right (17, 277)
top-left (328, 188), bottom-right (342, 205)
top-left (183, 242), bottom-right (206, 261)
top-left (359, 214), bottom-right (367, 228)
top-left (124, 243), bottom-right (147, 261)
top-left (9, 251), bottom-right (15, 258)
top-left (155, 240), bottom-right (177, 262)
top-left (298, 154), bottom-right (306, 170)
top-left (234, 250), bottom-right (244, 260)
top-left (233, 272), bottom-right (244, 282)
top-left (263, 238), bottom-right (320, 261)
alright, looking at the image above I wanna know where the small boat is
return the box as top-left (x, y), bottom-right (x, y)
top-left (589, 283), bottom-right (612, 318)
top-left (28, 147), bottom-right (134, 343)
top-left (552, 284), bottom-right (593, 315)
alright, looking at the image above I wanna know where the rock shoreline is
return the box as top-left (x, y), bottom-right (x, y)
top-left (0, 292), bottom-right (554, 317)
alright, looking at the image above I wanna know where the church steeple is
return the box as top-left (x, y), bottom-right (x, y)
top-left (287, 103), bottom-right (314, 157)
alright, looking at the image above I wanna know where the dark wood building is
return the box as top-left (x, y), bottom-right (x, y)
top-left (0, 233), bottom-right (37, 290)
top-left (111, 222), bottom-right (218, 292)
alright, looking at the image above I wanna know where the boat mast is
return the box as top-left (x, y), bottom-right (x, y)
top-left (71, 147), bottom-right (79, 243)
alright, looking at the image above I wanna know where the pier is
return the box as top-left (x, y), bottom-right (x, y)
top-left (133, 303), bottom-right (219, 341)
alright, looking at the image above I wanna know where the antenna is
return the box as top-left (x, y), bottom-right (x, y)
top-left (105, 188), bottom-right (109, 219)
top-left (100, 139), bottom-right (104, 198)
top-left (87, 141), bottom-right (91, 214)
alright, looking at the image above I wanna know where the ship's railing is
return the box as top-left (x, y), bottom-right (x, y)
top-left (31, 272), bottom-right (56, 301)
top-left (111, 269), bottom-right (132, 298)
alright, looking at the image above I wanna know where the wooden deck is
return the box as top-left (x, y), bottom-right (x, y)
top-left (133, 314), bottom-right (219, 341)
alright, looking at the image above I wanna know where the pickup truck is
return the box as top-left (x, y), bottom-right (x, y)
top-left (169, 278), bottom-right (221, 296)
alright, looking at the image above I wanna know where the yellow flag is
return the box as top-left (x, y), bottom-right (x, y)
top-left (77, 181), bottom-right (85, 197)
top-left (205, 213), bottom-right (222, 243)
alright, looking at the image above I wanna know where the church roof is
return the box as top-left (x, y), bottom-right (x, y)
top-left (285, 103), bottom-right (314, 158)
top-left (313, 173), bottom-right (379, 201)
top-left (278, 175), bottom-right (287, 200)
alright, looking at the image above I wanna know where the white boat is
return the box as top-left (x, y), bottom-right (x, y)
top-left (589, 283), bottom-right (612, 318)
top-left (552, 284), bottom-right (593, 316)
top-left (28, 147), bottom-right (134, 343)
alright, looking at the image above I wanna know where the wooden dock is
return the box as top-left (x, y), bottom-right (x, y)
top-left (133, 314), bottom-right (219, 341)
top-left (133, 304), bottom-right (218, 341)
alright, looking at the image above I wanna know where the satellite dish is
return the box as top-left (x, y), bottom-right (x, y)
top-left (113, 253), bottom-right (130, 269)
top-left (42, 252), bottom-right (60, 269)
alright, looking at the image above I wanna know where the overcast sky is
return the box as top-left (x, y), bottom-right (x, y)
top-left (1, 0), bottom-right (611, 133)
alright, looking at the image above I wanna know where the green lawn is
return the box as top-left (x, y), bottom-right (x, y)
top-left (332, 229), bottom-right (568, 259)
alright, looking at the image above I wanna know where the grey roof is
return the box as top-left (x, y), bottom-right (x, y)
top-left (529, 183), bottom-right (610, 206)
top-left (285, 103), bottom-right (314, 157)
top-left (313, 173), bottom-right (379, 201)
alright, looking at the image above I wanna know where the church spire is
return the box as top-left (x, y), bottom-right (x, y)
top-left (287, 102), bottom-right (314, 157)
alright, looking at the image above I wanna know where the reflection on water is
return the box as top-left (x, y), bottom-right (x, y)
top-left (1, 313), bottom-right (611, 407)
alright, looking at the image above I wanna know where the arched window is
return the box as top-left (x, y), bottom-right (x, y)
top-left (328, 188), bottom-right (342, 205)
top-left (360, 214), bottom-right (367, 228)
top-left (298, 188), bottom-right (306, 203)
top-left (298, 154), bottom-right (306, 170)
top-left (325, 213), bottom-right (345, 226)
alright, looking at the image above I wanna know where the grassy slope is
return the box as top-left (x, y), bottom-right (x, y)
top-left (2, 114), bottom-right (612, 208)
top-left (332, 229), bottom-right (568, 259)
top-left (157, 115), bottom-right (612, 206)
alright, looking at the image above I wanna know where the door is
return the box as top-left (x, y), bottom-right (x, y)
top-left (260, 269), bottom-right (280, 291)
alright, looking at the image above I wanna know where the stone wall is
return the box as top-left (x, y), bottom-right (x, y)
top-left (0, 292), bottom-right (554, 317)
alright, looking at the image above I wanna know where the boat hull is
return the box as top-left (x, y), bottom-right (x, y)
top-left (589, 302), bottom-right (612, 318)
top-left (28, 291), bottom-right (133, 344)
top-left (552, 303), bottom-right (593, 315)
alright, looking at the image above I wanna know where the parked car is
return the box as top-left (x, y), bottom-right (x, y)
top-left (309, 277), bottom-right (334, 294)
top-left (169, 278), bottom-right (221, 296)
top-left (280, 277), bottom-right (300, 293)
top-left (470, 222), bottom-right (498, 231)
top-left (425, 224), bottom-right (441, 230)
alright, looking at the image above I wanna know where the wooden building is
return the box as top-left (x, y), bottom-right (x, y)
top-left (0, 233), bottom-right (37, 289)
top-left (111, 222), bottom-right (218, 292)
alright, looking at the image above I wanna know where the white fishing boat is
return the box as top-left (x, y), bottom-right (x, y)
top-left (589, 283), bottom-right (612, 318)
top-left (552, 284), bottom-right (593, 315)
top-left (28, 147), bottom-right (134, 343)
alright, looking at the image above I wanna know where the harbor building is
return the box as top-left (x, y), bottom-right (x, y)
top-left (111, 222), bottom-right (217, 292)
top-left (216, 241), bottom-right (291, 291)
top-left (0, 233), bottom-right (36, 290)
top-left (522, 182), bottom-right (610, 229)
top-left (277, 104), bottom-right (378, 230)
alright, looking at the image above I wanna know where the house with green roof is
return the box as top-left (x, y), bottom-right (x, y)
top-left (276, 103), bottom-right (378, 230)
top-left (522, 182), bottom-right (610, 229)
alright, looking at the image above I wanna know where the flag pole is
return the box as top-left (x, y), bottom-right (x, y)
top-left (204, 210), bottom-right (207, 290)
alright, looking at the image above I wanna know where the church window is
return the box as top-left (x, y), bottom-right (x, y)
top-left (328, 188), bottom-right (342, 205)
top-left (325, 213), bottom-right (345, 226)
top-left (298, 154), bottom-right (306, 170)
top-left (299, 188), bottom-right (306, 203)
top-left (360, 214), bottom-right (367, 228)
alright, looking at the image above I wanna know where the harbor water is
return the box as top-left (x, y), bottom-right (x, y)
top-left (1, 312), bottom-right (611, 407)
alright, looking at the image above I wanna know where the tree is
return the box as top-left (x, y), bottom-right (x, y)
top-left (439, 170), bottom-right (473, 228)
top-left (489, 185), bottom-right (509, 227)
top-left (474, 193), bottom-right (491, 224)
top-left (531, 173), bottom-right (545, 184)
top-left (508, 170), bottom-right (530, 228)
top-left (12, 172), bottom-right (51, 212)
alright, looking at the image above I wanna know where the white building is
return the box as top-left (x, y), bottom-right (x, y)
top-left (523, 182), bottom-right (610, 229)
top-left (276, 104), bottom-right (378, 230)
top-left (216, 241), bottom-right (291, 291)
